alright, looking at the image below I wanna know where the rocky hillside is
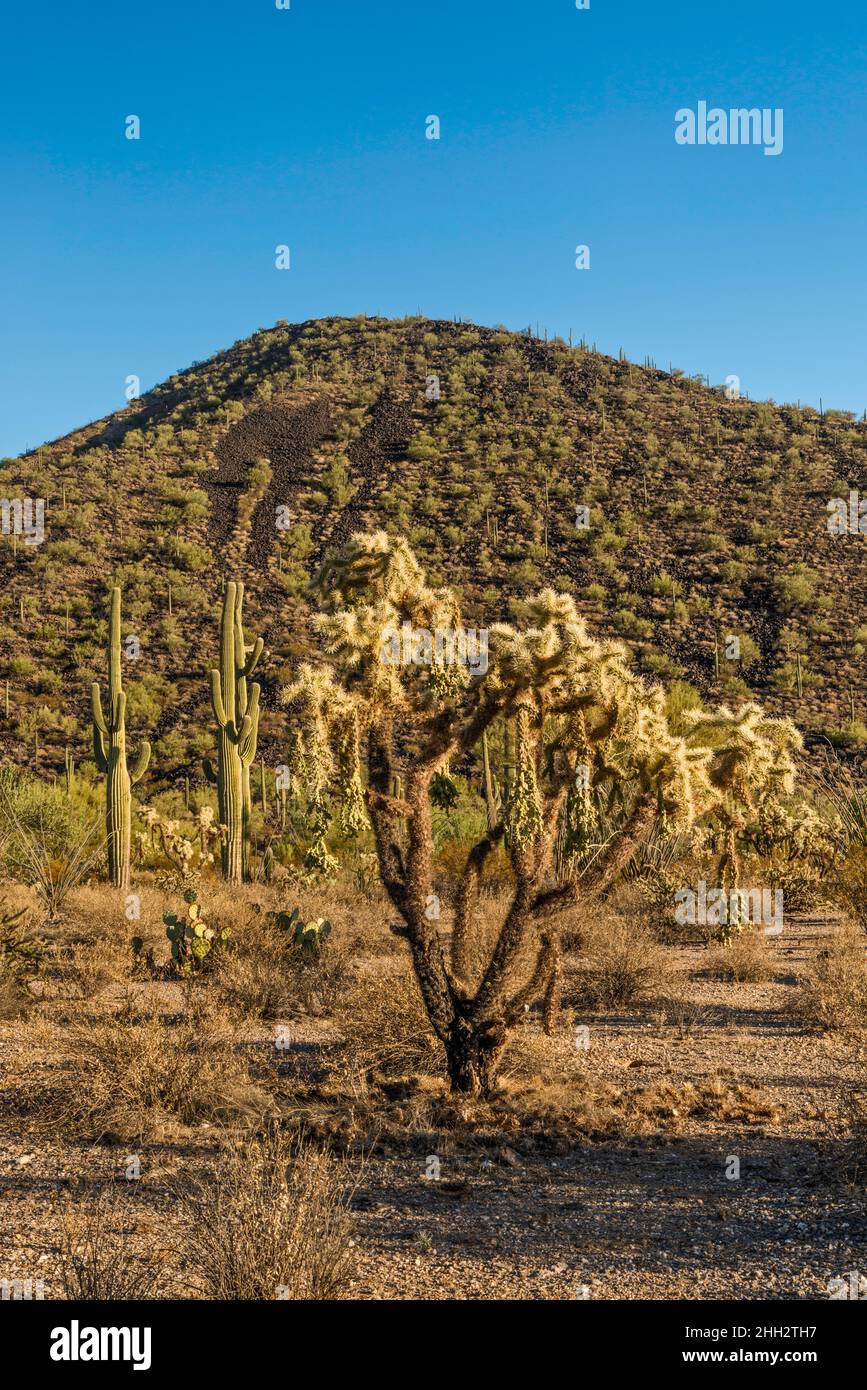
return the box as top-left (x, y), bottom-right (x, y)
top-left (2, 314), bottom-right (866, 786)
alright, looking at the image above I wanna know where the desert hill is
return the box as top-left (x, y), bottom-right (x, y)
top-left (3, 313), bottom-right (866, 786)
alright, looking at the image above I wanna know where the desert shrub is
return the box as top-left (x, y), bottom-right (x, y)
top-left (0, 774), bottom-right (104, 918)
top-left (651, 987), bottom-right (708, 1037)
top-left (0, 906), bottom-right (40, 1018)
top-left (832, 848), bottom-right (867, 926)
top-left (702, 930), bottom-right (775, 982)
top-left (336, 963), bottom-right (442, 1077)
top-left (819, 1089), bottom-right (867, 1190)
top-left (773, 565), bottom-right (818, 610)
top-left (787, 928), bottom-right (867, 1032)
top-left (57, 1187), bottom-right (168, 1300)
top-left (24, 1000), bottom-right (272, 1141)
top-left (216, 915), bottom-right (349, 1020)
top-left (180, 1127), bottom-right (356, 1300)
top-left (216, 940), bottom-right (294, 1019)
top-left (50, 938), bottom-right (119, 1000)
top-left (570, 915), bottom-right (666, 1010)
top-left (0, 771), bottom-right (74, 853)
top-left (500, 1019), bottom-right (588, 1084)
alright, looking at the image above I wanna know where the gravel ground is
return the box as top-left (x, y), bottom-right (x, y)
top-left (1, 942), bottom-right (864, 1301)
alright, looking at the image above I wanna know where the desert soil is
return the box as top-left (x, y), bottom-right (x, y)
top-left (1, 925), bottom-right (863, 1302)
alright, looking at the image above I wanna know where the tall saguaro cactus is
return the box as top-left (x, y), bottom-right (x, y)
top-left (91, 587), bottom-right (151, 890)
top-left (204, 582), bottom-right (264, 883)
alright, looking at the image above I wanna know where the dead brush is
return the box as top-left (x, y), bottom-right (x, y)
top-left (486, 1071), bottom-right (782, 1148)
top-left (651, 987), bottom-right (709, 1037)
top-left (23, 997), bottom-right (273, 1142)
top-left (0, 902), bottom-right (40, 1017)
top-left (499, 1015), bottom-right (589, 1084)
top-left (0, 971), bottom-right (29, 1020)
top-left (215, 917), bottom-right (350, 1020)
top-left (569, 914), bottom-right (666, 1011)
top-left (786, 926), bottom-right (867, 1032)
top-left (701, 930), bottom-right (775, 983)
top-left (43, 936), bottom-right (122, 1000)
top-left (279, 1056), bottom-right (784, 1157)
top-left (819, 1089), bottom-right (867, 1189)
top-left (335, 962), bottom-right (443, 1079)
top-left (314, 1071), bottom-right (785, 1155)
top-left (179, 1125), bottom-right (357, 1300)
top-left (214, 922), bottom-right (296, 1019)
top-left (56, 1185), bottom-right (169, 1300)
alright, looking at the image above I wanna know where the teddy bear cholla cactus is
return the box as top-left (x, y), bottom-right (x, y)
top-left (139, 806), bottom-right (219, 881)
top-left (284, 532), bottom-right (719, 1097)
top-left (682, 702), bottom-right (811, 935)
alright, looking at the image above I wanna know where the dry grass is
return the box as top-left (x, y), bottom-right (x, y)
top-left (701, 930), bottom-right (776, 983)
top-left (335, 961), bottom-right (442, 1078)
top-left (569, 914), bottom-right (666, 1011)
top-left (787, 927), bottom-right (867, 1032)
top-left (57, 1186), bottom-right (169, 1300)
top-left (288, 1066), bottom-right (783, 1156)
top-left (215, 918), bottom-right (350, 1020)
top-left (22, 997), bottom-right (273, 1141)
top-left (40, 937), bottom-right (122, 1000)
top-left (651, 987), bottom-right (709, 1037)
top-left (500, 1016), bottom-right (589, 1084)
top-left (483, 1072), bottom-right (782, 1147)
top-left (214, 927), bottom-right (298, 1019)
top-left (0, 971), bottom-right (32, 1019)
top-left (179, 1125), bottom-right (357, 1300)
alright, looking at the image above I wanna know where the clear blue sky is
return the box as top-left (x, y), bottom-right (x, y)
top-left (2, 0), bottom-right (865, 457)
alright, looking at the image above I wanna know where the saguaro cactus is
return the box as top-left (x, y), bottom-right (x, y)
top-left (91, 587), bottom-right (150, 889)
top-left (203, 582), bottom-right (264, 883)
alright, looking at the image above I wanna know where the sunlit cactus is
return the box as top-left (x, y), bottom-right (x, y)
top-left (91, 587), bottom-right (150, 890)
top-left (284, 530), bottom-right (721, 1095)
top-left (203, 582), bottom-right (264, 883)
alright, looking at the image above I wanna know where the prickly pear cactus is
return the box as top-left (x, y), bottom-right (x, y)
top-left (294, 916), bottom-right (332, 954)
top-left (272, 908), bottom-right (332, 955)
top-left (163, 890), bottom-right (230, 975)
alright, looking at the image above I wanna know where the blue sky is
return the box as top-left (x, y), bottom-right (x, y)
top-left (1, 0), bottom-right (865, 456)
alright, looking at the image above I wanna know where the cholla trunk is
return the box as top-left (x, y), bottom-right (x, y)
top-left (446, 1017), bottom-right (507, 1097)
top-left (542, 939), bottom-right (562, 1035)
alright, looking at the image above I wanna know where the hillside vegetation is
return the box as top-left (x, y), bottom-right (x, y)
top-left (3, 314), bottom-right (867, 788)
